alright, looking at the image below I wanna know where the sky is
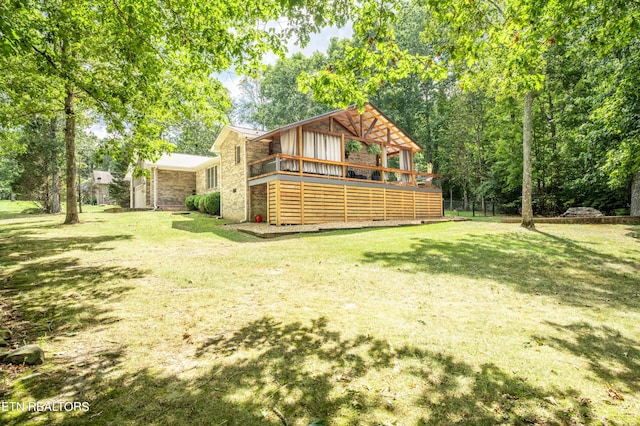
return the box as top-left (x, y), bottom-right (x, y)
top-left (88, 25), bottom-right (352, 139)
top-left (218, 24), bottom-right (352, 100)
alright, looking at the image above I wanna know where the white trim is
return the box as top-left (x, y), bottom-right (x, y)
top-left (153, 167), bottom-right (158, 210)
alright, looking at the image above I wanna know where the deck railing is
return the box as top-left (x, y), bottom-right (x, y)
top-left (248, 154), bottom-right (441, 188)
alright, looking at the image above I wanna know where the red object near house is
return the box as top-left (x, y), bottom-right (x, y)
top-left (255, 215), bottom-right (263, 223)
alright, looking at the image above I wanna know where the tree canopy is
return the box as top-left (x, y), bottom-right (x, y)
top-left (0, 0), bottom-right (349, 222)
top-left (298, 0), bottom-right (640, 221)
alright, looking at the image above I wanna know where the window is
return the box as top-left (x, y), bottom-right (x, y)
top-left (206, 166), bottom-right (218, 189)
top-left (235, 145), bottom-right (241, 164)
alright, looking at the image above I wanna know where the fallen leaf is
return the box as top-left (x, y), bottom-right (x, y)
top-left (336, 374), bottom-right (351, 383)
top-left (606, 383), bottom-right (624, 400)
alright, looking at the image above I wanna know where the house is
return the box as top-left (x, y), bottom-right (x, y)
top-left (132, 104), bottom-right (443, 222)
top-left (130, 153), bottom-right (219, 210)
top-left (91, 170), bottom-right (114, 205)
top-left (211, 103), bottom-right (443, 225)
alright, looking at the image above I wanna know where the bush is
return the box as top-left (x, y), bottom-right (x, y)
top-left (185, 195), bottom-right (197, 211)
top-left (196, 195), bottom-right (206, 213)
top-left (203, 192), bottom-right (220, 215)
top-left (186, 193), bottom-right (220, 215)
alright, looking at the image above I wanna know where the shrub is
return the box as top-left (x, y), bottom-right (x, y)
top-left (203, 192), bottom-right (220, 216)
top-left (196, 195), bottom-right (206, 213)
top-left (185, 195), bottom-right (198, 211)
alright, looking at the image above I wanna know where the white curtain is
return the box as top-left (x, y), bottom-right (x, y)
top-left (303, 131), bottom-right (317, 173)
top-left (399, 150), bottom-right (411, 183)
top-left (382, 147), bottom-right (388, 181)
top-left (327, 135), bottom-right (341, 176)
top-left (280, 128), bottom-right (298, 172)
top-left (302, 131), bottom-right (341, 176)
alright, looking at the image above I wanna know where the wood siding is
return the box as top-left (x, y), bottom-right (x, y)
top-left (267, 180), bottom-right (442, 225)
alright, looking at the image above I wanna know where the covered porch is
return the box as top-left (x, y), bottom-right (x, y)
top-left (244, 103), bottom-right (443, 225)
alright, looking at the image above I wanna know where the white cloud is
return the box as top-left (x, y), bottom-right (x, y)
top-left (87, 122), bottom-right (109, 139)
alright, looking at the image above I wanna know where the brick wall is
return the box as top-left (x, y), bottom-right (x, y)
top-left (148, 169), bottom-right (196, 208)
top-left (249, 184), bottom-right (267, 222)
top-left (246, 139), bottom-right (270, 163)
top-left (219, 133), bottom-right (247, 221)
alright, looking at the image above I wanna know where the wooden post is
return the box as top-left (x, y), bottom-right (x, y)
top-left (275, 180), bottom-right (281, 226)
top-left (341, 134), bottom-right (346, 178)
top-left (409, 151), bottom-right (416, 186)
top-left (297, 126), bottom-right (303, 175)
top-left (267, 182), bottom-right (271, 223)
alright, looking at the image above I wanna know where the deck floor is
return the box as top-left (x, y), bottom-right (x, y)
top-left (226, 217), bottom-right (469, 238)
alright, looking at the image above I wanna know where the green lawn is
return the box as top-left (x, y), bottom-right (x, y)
top-left (1, 201), bottom-right (638, 425)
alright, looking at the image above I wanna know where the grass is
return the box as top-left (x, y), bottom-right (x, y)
top-left (0, 200), bottom-right (638, 425)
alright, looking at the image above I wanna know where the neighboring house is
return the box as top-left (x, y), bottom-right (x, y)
top-left (92, 170), bottom-right (114, 205)
top-left (130, 153), bottom-right (219, 210)
top-left (211, 103), bottom-right (443, 225)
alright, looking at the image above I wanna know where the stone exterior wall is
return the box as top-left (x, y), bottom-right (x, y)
top-left (219, 132), bottom-right (247, 221)
top-left (347, 150), bottom-right (377, 167)
top-left (93, 184), bottom-right (111, 204)
top-left (346, 150), bottom-right (378, 179)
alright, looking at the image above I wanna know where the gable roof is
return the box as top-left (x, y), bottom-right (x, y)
top-left (92, 170), bottom-right (114, 184)
top-left (248, 103), bottom-right (422, 153)
top-left (210, 125), bottom-right (265, 153)
top-left (144, 153), bottom-right (219, 171)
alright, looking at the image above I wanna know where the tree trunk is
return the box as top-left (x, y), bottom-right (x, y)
top-left (631, 170), bottom-right (640, 216)
top-left (50, 118), bottom-right (61, 214)
top-left (423, 84), bottom-right (436, 173)
top-left (63, 85), bottom-right (79, 224)
top-left (463, 186), bottom-right (468, 210)
top-left (521, 91), bottom-right (535, 229)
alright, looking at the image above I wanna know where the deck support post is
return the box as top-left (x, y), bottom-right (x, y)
top-left (297, 126), bottom-right (303, 175)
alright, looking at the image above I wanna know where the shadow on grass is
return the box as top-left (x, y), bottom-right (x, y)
top-left (0, 234), bottom-right (134, 268)
top-left (535, 322), bottom-right (640, 393)
top-left (171, 215), bottom-right (260, 243)
top-left (0, 232), bottom-right (145, 344)
top-left (361, 230), bottom-right (640, 311)
top-left (3, 316), bottom-right (593, 425)
top-left (1, 257), bottom-right (144, 340)
top-left (626, 225), bottom-right (640, 240)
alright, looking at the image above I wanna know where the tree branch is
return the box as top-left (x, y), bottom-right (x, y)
top-left (111, 0), bottom-right (166, 66)
top-left (29, 43), bottom-right (120, 126)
